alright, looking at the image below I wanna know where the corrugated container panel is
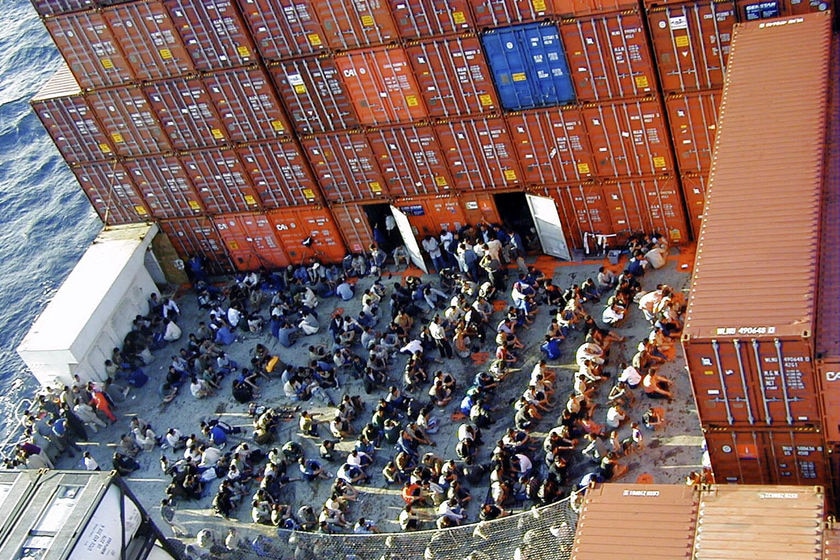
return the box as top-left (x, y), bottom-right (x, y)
top-left (459, 191), bottom-right (502, 223)
top-left (180, 148), bottom-right (261, 214)
top-left (694, 484), bottom-right (825, 557)
top-left (87, 86), bottom-right (170, 157)
top-left (507, 107), bottom-right (596, 184)
top-left (334, 47), bottom-right (428, 126)
top-left (313, 0), bottom-right (399, 50)
top-left (821, 359), bottom-right (840, 442)
top-left (468, 0), bottom-right (554, 27)
top-left (235, 0), bottom-right (327, 61)
top-left (330, 203), bottom-right (374, 254)
top-left (665, 90), bottom-right (720, 174)
top-left (31, 65), bottom-right (115, 165)
top-left (647, 2), bottom-right (736, 94)
top-left (301, 132), bottom-right (388, 203)
top-left (103, 0), bottom-right (194, 81)
top-left (601, 176), bottom-right (689, 243)
top-left (158, 217), bottom-right (231, 274)
top-left (571, 483), bottom-right (698, 559)
top-left (163, 0), bottom-right (256, 71)
top-left (144, 77), bottom-right (228, 150)
top-left (268, 57), bottom-right (360, 135)
top-left (236, 141), bottom-right (320, 208)
top-left (680, 172), bottom-right (707, 239)
top-left (267, 206), bottom-right (348, 263)
top-left (435, 116), bottom-right (522, 190)
top-left (388, 0), bottom-right (474, 40)
top-left (214, 213), bottom-right (290, 270)
top-left (682, 13), bottom-right (831, 341)
top-left (548, 182), bottom-right (612, 250)
top-left (44, 11), bottom-right (135, 90)
top-left (554, 0), bottom-right (638, 17)
top-left (30, 0), bottom-right (94, 17)
top-left (559, 11), bottom-right (656, 102)
top-left (124, 154), bottom-right (203, 218)
top-left (734, 0), bottom-right (828, 20)
top-left (71, 160), bottom-right (150, 225)
top-left (393, 194), bottom-right (467, 237)
top-left (481, 22), bottom-right (576, 111)
top-left (824, 522), bottom-right (840, 560)
top-left (203, 66), bottom-right (292, 142)
top-left (367, 124), bottom-right (454, 196)
top-left (582, 98), bottom-right (674, 177)
top-left (406, 35), bottom-right (501, 118)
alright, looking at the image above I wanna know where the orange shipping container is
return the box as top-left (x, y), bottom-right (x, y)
top-left (388, 0), bottom-right (474, 40)
top-left (548, 182), bottom-right (612, 251)
top-left (235, 0), bottom-right (327, 61)
top-left (180, 148), bottom-right (261, 214)
top-left (301, 132), bottom-right (389, 203)
top-left (87, 86), bottom-right (171, 157)
top-left (144, 77), bottom-right (228, 150)
top-left (214, 213), bottom-right (290, 271)
top-left (124, 154), bottom-right (203, 218)
top-left (666, 90), bottom-right (720, 174)
top-left (554, 0), bottom-right (638, 16)
top-left (367, 125), bottom-right (454, 197)
top-left (334, 47), bottom-right (428, 126)
top-left (459, 191), bottom-right (502, 225)
top-left (267, 207), bottom-right (347, 264)
top-left (392, 194), bottom-right (467, 238)
top-left (236, 141), bottom-right (321, 209)
top-left (330, 204), bottom-right (375, 254)
top-left (72, 160), bottom-right (150, 225)
top-left (159, 217), bottom-right (231, 274)
top-left (680, 172), bottom-right (707, 239)
top-left (313, 0), bottom-right (399, 50)
top-left (435, 117), bottom-right (522, 190)
top-left (601, 176), bottom-right (688, 243)
top-left (467, 0), bottom-right (554, 27)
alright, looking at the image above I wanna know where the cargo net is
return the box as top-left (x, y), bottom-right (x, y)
top-left (184, 497), bottom-right (578, 559)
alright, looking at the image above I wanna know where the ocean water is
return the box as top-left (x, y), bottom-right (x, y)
top-left (0, 2), bottom-right (101, 449)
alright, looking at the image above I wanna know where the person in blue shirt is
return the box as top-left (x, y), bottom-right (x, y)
top-left (540, 335), bottom-right (563, 360)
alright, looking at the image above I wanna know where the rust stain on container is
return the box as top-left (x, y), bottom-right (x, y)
top-left (388, 0), bottom-right (474, 40)
top-left (71, 160), bottom-right (149, 225)
top-left (301, 132), bottom-right (389, 203)
top-left (236, 140), bottom-right (321, 209)
top-left (366, 124), bottom-right (454, 197)
top-left (236, 0), bottom-right (328, 61)
top-left (665, 90), bottom-right (721, 174)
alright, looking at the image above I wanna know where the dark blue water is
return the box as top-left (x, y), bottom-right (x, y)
top-left (0, 2), bottom-right (101, 447)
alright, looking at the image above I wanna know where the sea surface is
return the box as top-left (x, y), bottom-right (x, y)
top-left (0, 2), bottom-right (101, 451)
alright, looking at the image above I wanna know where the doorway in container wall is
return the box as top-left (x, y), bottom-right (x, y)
top-left (494, 191), bottom-right (571, 260)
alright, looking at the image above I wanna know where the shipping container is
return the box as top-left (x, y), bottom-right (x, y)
top-left (548, 182), bottom-right (612, 251)
top-left (87, 85), bottom-right (171, 156)
top-left (203, 66), bottom-right (292, 142)
top-left (179, 148), bottom-right (261, 214)
top-left (703, 429), bottom-right (829, 486)
top-left (582, 98), bottom-right (674, 177)
top-left (330, 203), bottom-right (375, 254)
top-left (665, 90), bottom-right (720, 174)
top-left (554, 0), bottom-right (638, 17)
top-left (103, 0), bottom-right (194, 81)
top-left (30, 0), bottom-right (94, 17)
top-left (71, 160), bottom-right (150, 225)
top-left (481, 22), bottom-right (576, 110)
top-left (159, 217), bottom-right (231, 274)
top-left (392, 194), bottom-right (468, 237)
top-left (236, 141), bottom-right (320, 208)
top-left (601, 176), bottom-right (688, 243)
top-left (647, 1), bottom-right (736, 94)
top-left (468, 0), bottom-right (554, 27)
top-left (559, 11), bottom-right (656, 102)
top-left (301, 132), bottom-right (389, 203)
top-left (786, 0), bottom-right (833, 14)
top-left (235, 0), bottom-right (327, 61)
top-left (163, 0), bottom-right (256, 71)
top-left (734, 0), bottom-right (828, 20)
top-left (388, 0), bottom-right (474, 40)
top-left (334, 47), bottom-right (428, 126)
top-left (406, 35), bottom-right (500, 118)
top-left (268, 57), bottom-right (360, 134)
top-left (214, 213), bottom-right (290, 270)
top-left (506, 106), bottom-right (596, 184)
top-left (124, 154), bottom-right (203, 218)
top-left (313, 0), bottom-right (399, 50)
top-left (435, 117), bottom-right (522, 190)
top-left (680, 172), bottom-right (707, 239)
top-left (31, 65), bottom-right (115, 165)
top-left (459, 191), bottom-right (502, 224)
top-left (44, 11), bottom-right (135, 90)
top-left (266, 206), bottom-right (347, 264)
top-left (144, 77), bottom-right (228, 150)
top-left (367, 124), bottom-right (454, 196)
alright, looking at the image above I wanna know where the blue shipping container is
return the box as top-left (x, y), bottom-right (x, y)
top-left (481, 22), bottom-right (575, 111)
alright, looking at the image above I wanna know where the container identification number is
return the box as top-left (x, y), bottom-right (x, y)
top-left (715, 326), bottom-right (776, 335)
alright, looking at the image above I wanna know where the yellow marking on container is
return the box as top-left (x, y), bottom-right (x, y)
top-left (111, 133), bottom-right (125, 144)
top-left (504, 170), bottom-right (517, 180)
top-left (211, 129), bottom-right (225, 139)
top-left (406, 95), bottom-right (419, 107)
top-left (635, 75), bottom-right (649, 88)
top-left (294, 84), bottom-right (308, 94)
top-left (303, 189), bottom-right (315, 200)
top-left (675, 35), bottom-right (690, 48)
top-left (308, 34), bottom-right (323, 46)
top-left (237, 46), bottom-right (251, 57)
top-left (434, 176), bottom-right (448, 186)
top-left (244, 195), bottom-right (256, 205)
top-left (229, 241), bottom-right (239, 250)
top-left (159, 48), bottom-right (173, 60)
top-left (533, 0), bottom-right (546, 11)
top-left (101, 58), bottom-right (114, 69)
top-left (669, 228), bottom-right (682, 241)
top-left (577, 162), bottom-right (590, 174)
top-left (479, 94), bottom-right (493, 106)
top-left (369, 182), bottom-right (382, 193)
top-left (361, 15), bottom-right (375, 27)
top-left (189, 200), bottom-right (201, 210)
top-left (453, 11), bottom-right (466, 24)
top-left (512, 73), bottom-right (527, 82)
top-left (653, 156), bottom-right (666, 168)
top-left (99, 144), bottom-right (112, 154)
top-left (271, 120), bottom-right (285, 132)
top-left (135, 206), bottom-right (148, 215)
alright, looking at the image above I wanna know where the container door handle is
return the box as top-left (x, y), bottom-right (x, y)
top-left (774, 338), bottom-right (794, 425)
top-left (732, 339), bottom-right (755, 425)
top-left (712, 339), bottom-right (734, 425)
top-left (752, 339), bottom-right (773, 425)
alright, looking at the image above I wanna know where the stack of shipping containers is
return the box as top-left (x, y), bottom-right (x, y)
top-left (28, 0), bottom-right (833, 272)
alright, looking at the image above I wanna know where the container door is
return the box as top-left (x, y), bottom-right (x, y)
top-left (526, 194), bottom-right (571, 261)
top-left (390, 205), bottom-right (427, 273)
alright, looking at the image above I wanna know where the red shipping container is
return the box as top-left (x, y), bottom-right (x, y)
top-left (180, 148), bottom-right (261, 214)
top-left (507, 106), bottom-right (596, 185)
top-left (582, 98), bottom-right (674, 177)
top-left (164, 0), bottom-right (257, 71)
top-left (704, 429), bottom-right (828, 486)
top-left (44, 12), bottom-right (135, 90)
top-left (334, 47), bottom-right (428, 126)
top-left (560, 11), bottom-right (656, 102)
top-left (406, 35), bottom-right (500, 118)
top-left (301, 132), bottom-right (388, 203)
top-left (393, 194), bottom-right (467, 237)
top-left (367, 125), bottom-right (454, 197)
top-left (647, 1), bottom-right (736, 94)
top-left (236, 141), bottom-right (320, 209)
top-left (666, 90), bottom-right (720, 174)
top-left (548, 182), bottom-right (612, 251)
top-left (313, 0), bottom-right (399, 50)
top-left (554, 0), bottom-right (638, 16)
top-left (821, 360), bottom-right (840, 442)
top-left (235, 0), bottom-right (327, 61)
top-left (103, 0), bottom-right (194, 81)
top-left (267, 207), bottom-right (347, 264)
top-left (203, 66), bottom-right (292, 143)
top-left (435, 117), bottom-right (522, 190)
top-left (468, 0), bottom-right (554, 27)
top-left (144, 78), bottom-right (228, 150)
top-left (601, 176), bottom-right (688, 243)
top-left (159, 217), bottom-right (231, 274)
top-left (214, 213), bottom-right (290, 270)
top-left (680, 172), bottom-right (707, 239)
top-left (71, 160), bottom-right (150, 225)
top-left (87, 86), bottom-right (171, 157)
top-left (268, 58), bottom-right (360, 135)
top-left (459, 191), bottom-right (502, 224)
top-left (330, 204), bottom-right (374, 254)
top-left (388, 0), bottom-right (474, 40)
top-left (31, 0), bottom-right (95, 17)
top-left (124, 154), bottom-right (203, 218)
